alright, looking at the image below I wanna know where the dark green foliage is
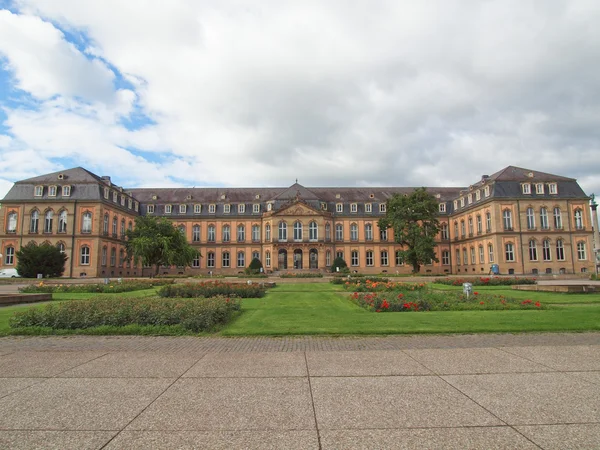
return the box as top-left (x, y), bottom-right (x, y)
top-left (378, 187), bottom-right (440, 273)
top-left (330, 256), bottom-right (349, 273)
top-left (9, 296), bottom-right (241, 332)
top-left (245, 258), bottom-right (263, 275)
top-left (158, 281), bottom-right (266, 298)
top-left (279, 273), bottom-right (324, 278)
top-left (19, 279), bottom-right (174, 294)
top-left (434, 277), bottom-right (537, 286)
top-left (125, 216), bottom-right (199, 276)
top-left (16, 242), bottom-right (67, 278)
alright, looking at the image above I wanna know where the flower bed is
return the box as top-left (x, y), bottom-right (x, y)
top-left (19, 279), bottom-right (175, 294)
top-left (331, 276), bottom-right (389, 285)
top-left (338, 279), bottom-right (426, 292)
top-left (158, 281), bottom-right (266, 298)
top-left (9, 295), bottom-right (241, 332)
top-left (434, 277), bottom-right (537, 286)
top-left (279, 273), bottom-right (324, 278)
top-left (351, 290), bottom-right (544, 312)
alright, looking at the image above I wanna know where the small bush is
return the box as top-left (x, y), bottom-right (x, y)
top-left (158, 281), bottom-right (266, 298)
top-left (19, 279), bottom-right (174, 294)
top-left (9, 296), bottom-right (240, 332)
top-left (245, 258), bottom-right (264, 275)
top-left (434, 277), bottom-right (537, 286)
top-left (279, 272), bottom-right (324, 278)
top-left (330, 257), bottom-right (349, 273)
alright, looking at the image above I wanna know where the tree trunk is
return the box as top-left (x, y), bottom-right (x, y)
top-left (412, 263), bottom-right (421, 273)
top-left (153, 264), bottom-right (160, 278)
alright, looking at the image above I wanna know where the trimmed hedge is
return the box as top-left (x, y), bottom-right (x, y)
top-left (9, 296), bottom-right (240, 332)
top-left (434, 277), bottom-right (537, 286)
top-left (331, 277), bottom-right (389, 285)
top-left (19, 279), bottom-right (175, 294)
top-left (158, 281), bottom-right (266, 298)
top-left (280, 273), bottom-right (324, 278)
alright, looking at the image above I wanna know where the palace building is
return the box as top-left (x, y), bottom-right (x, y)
top-left (0, 165), bottom-right (596, 277)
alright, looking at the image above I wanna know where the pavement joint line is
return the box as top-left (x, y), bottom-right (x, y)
top-left (304, 351), bottom-right (322, 450)
top-left (0, 377), bottom-right (49, 402)
top-left (495, 346), bottom-right (564, 372)
top-left (50, 352), bottom-right (110, 378)
top-left (98, 352), bottom-right (209, 450)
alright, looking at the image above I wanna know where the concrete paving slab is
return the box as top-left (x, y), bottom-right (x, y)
top-left (443, 372), bottom-right (600, 425)
top-left (0, 431), bottom-right (116, 450)
top-left (127, 377), bottom-right (315, 431)
top-left (0, 351), bottom-right (106, 377)
top-left (59, 352), bottom-right (202, 378)
top-left (184, 352), bottom-right (307, 378)
top-left (0, 378), bottom-right (173, 430)
top-left (501, 345), bottom-right (600, 371)
top-left (105, 430), bottom-right (319, 449)
top-left (319, 427), bottom-right (539, 449)
top-left (0, 377), bottom-right (45, 398)
top-left (515, 424), bottom-right (600, 450)
top-left (311, 376), bottom-right (502, 429)
top-left (306, 350), bottom-right (432, 376)
top-left (571, 370), bottom-right (600, 385)
top-left (405, 347), bottom-right (551, 375)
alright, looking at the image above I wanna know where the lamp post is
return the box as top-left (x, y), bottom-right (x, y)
top-left (591, 194), bottom-right (600, 276)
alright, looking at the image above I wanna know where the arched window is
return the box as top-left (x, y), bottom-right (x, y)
top-left (553, 207), bottom-right (562, 229)
top-left (335, 224), bottom-right (344, 241)
top-left (556, 239), bottom-right (565, 261)
top-left (103, 214), bottom-right (109, 234)
top-left (82, 212), bottom-right (92, 233)
top-left (379, 226), bottom-right (387, 241)
top-left (502, 210), bottom-right (513, 230)
top-left (120, 219), bottom-right (125, 237)
top-left (265, 224), bottom-right (271, 241)
top-left (577, 241), bottom-right (587, 260)
top-left (112, 216), bottom-right (118, 236)
top-left (80, 245), bottom-right (90, 265)
top-left (252, 251), bottom-right (260, 261)
top-left (529, 240), bottom-right (538, 261)
top-left (468, 217), bottom-right (473, 235)
top-left (542, 239), bottom-right (551, 261)
top-left (350, 223), bottom-right (358, 241)
top-left (128, 221), bottom-right (133, 232)
top-left (7, 212), bottom-right (17, 233)
top-left (265, 251), bottom-right (271, 267)
top-left (252, 224), bottom-right (260, 242)
top-left (440, 223), bottom-right (449, 240)
top-left (309, 221), bottom-right (318, 241)
top-left (470, 247), bottom-right (476, 264)
top-left (574, 209), bottom-right (583, 230)
top-left (526, 207), bottom-right (535, 230)
top-left (207, 251), bottom-right (215, 268)
top-left (207, 225), bottom-right (215, 242)
top-left (460, 220), bottom-right (466, 237)
top-left (110, 247), bottom-right (116, 266)
top-left (237, 224), bottom-right (245, 242)
top-left (57, 242), bottom-right (66, 255)
top-left (192, 225), bottom-right (201, 242)
top-left (222, 225), bottom-right (230, 242)
top-left (488, 244), bottom-right (494, 263)
top-left (325, 223), bottom-right (331, 241)
top-left (4, 246), bottom-right (15, 265)
top-left (278, 222), bottom-right (287, 241)
top-left (222, 251), bottom-right (230, 267)
top-left (365, 223), bottom-right (373, 241)
top-left (478, 245), bottom-right (484, 264)
top-left (293, 221), bottom-right (302, 241)
top-left (119, 249), bottom-right (124, 267)
top-left (101, 246), bottom-right (107, 266)
top-left (178, 225), bottom-right (186, 235)
top-left (44, 210), bottom-right (53, 233)
top-left (476, 215), bottom-right (482, 234)
top-left (58, 210), bottom-right (68, 233)
top-left (486, 212), bottom-right (492, 232)
top-left (540, 207), bottom-right (549, 229)
top-left (30, 210), bottom-right (39, 233)
top-left (326, 250), bottom-right (331, 266)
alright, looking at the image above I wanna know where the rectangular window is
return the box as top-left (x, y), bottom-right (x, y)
top-left (470, 247), bottom-right (476, 264)
top-left (194, 204), bottom-right (202, 214)
top-left (366, 251), bottom-right (373, 266)
top-left (380, 251), bottom-right (388, 266)
top-left (265, 252), bottom-right (271, 267)
top-left (326, 251), bottom-right (331, 266)
top-left (321, 202), bottom-right (327, 210)
top-left (365, 203), bottom-right (372, 213)
top-left (488, 245), bottom-right (494, 262)
top-left (456, 249), bottom-right (461, 266)
top-left (208, 226), bottom-right (215, 242)
top-left (442, 251), bottom-right (450, 265)
top-left (351, 251), bottom-right (359, 266)
top-left (104, 187), bottom-right (109, 199)
top-left (207, 253), bottom-right (215, 267)
top-left (484, 186), bottom-right (490, 197)
top-left (222, 253), bottom-right (230, 267)
top-left (253, 204), bottom-right (260, 214)
top-left (179, 204), bottom-right (186, 214)
top-left (350, 203), bottom-right (357, 213)
top-left (237, 252), bottom-right (245, 267)
top-left (379, 204), bottom-right (386, 213)
top-left (134, 202), bottom-right (139, 212)
top-left (536, 183), bottom-right (544, 194)
top-left (113, 192), bottom-right (118, 202)
top-left (34, 186), bottom-right (43, 197)
top-left (5, 247), bottom-right (15, 265)
top-left (209, 204), bottom-right (216, 214)
top-left (522, 184), bottom-right (531, 194)
top-left (192, 256), bottom-right (200, 268)
top-left (48, 186), bottom-right (57, 197)
top-left (62, 186), bottom-right (71, 196)
top-left (460, 198), bottom-right (465, 207)
top-left (475, 190), bottom-right (481, 201)
top-left (224, 204), bottom-right (231, 214)
top-left (238, 204), bottom-right (245, 214)
top-left (467, 194), bottom-right (472, 204)
top-left (453, 200), bottom-right (458, 210)
top-left (165, 205), bottom-right (172, 214)
top-left (121, 196), bottom-right (125, 206)
top-left (396, 251), bottom-right (404, 266)
top-left (479, 246), bottom-right (484, 264)
top-left (549, 183), bottom-right (557, 194)
top-left (336, 203), bottom-right (343, 213)
top-left (463, 248), bottom-right (468, 265)
top-left (505, 243), bottom-right (515, 262)
top-left (439, 203), bottom-right (446, 213)
top-left (147, 205), bottom-right (155, 213)
top-left (128, 198), bottom-right (132, 209)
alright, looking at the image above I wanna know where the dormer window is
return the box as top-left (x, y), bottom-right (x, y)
top-left (224, 204), bottom-right (231, 214)
top-left (128, 198), bottom-right (132, 209)
top-left (194, 204), bottom-right (202, 214)
top-left (120, 196), bottom-right (125, 206)
top-left (112, 192), bottom-right (118, 202)
top-left (336, 203), bottom-right (343, 213)
top-left (439, 203), bottom-right (446, 213)
top-left (165, 204), bottom-right (172, 214)
top-left (536, 183), bottom-right (544, 194)
top-left (484, 186), bottom-right (490, 197)
top-left (548, 183), bottom-right (558, 194)
top-left (147, 205), bottom-right (155, 213)
top-left (253, 204), bottom-right (260, 214)
top-left (475, 190), bottom-right (481, 201)
top-left (365, 203), bottom-right (372, 213)
top-left (453, 200), bottom-right (458, 209)
top-left (103, 187), bottom-right (109, 199)
top-left (238, 204), bottom-right (245, 214)
top-left (62, 185), bottom-right (71, 197)
top-left (321, 202), bottom-right (327, 210)
top-left (134, 202), bottom-right (139, 212)
top-left (34, 185), bottom-right (43, 197)
top-left (379, 203), bottom-right (386, 213)
top-left (350, 203), bottom-right (357, 213)
top-left (48, 186), bottom-right (57, 197)
top-left (179, 204), bottom-right (187, 214)
top-left (209, 204), bottom-right (216, 214)
top-left (467, 194), bottom-right (472, 204)
top-left (522, 183), bottom-right (531, 194)
top-left (460, 198), bottom-right (465, 207)
top-left (267, 203), bottom-right (273, 211)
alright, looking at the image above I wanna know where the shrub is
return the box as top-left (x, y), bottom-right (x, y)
top-left (245, 258), bottom-right (263, 275)
top-left (16, 242), bottom-right (68, 278)
top-left (280, 272), bottom-right (324, 278)
top-left (9, 296), bottom-right (240, 332)
top-left (158, 281), bottom-right (266, 298)
top-left (434, 277), bottom-right (536, 286)
top-left (330, 256), bottom-right (349, 273)
top-left (19, 279), bottom-right (174, 294)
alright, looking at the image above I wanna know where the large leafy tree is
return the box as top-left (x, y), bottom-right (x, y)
top-left (125, 216), bottom-right (199, 276)
top-left (378, 187), bottom-right (440, 273)
top-left (16, 242), bottom-right (68, 278)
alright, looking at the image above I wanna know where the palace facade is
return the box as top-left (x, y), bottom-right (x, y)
top-left (0, 166), bottom-right (596, 277)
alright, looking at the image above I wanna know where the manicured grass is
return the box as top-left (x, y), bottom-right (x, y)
top-left (222, 283), bottom-right (600, 335)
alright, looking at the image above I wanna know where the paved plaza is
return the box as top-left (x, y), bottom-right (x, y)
top-left (0, 333), bottom-right (599, 449)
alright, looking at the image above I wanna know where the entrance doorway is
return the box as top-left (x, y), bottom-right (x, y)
top-left (293, 249), bottom-right (303, 269)
top-left (309, 249), bottom-right (318, 269)
top-left (278, 249), bottom-right (288, 270)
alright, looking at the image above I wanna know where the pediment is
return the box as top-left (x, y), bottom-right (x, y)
top-left (274, 201), bottom-right (321, 217)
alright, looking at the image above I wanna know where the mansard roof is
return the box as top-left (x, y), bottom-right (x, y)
top-left (486, 166), bottom-right (575, 183)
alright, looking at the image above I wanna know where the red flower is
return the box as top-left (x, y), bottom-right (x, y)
top-left (479, 301), bottom-right (484, 305)
top-left (397, 293), bottom-right (404, 299)
top-left (381, 300), bottom-right (390, 309)
top-left (535, 301), bottom-right (541, 308)
top-left (474, 292), bottom-right (479, 295)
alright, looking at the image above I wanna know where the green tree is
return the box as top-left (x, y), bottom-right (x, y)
top-left (245, 257), bottom-right (263, 275)
top-left (378, 187), bottom-right (440, 273)
top-left (16, 242), bottom-right (68, 278)
top-left (125, 216), bottom-right (199, 276)
top-left (330, 256), bottom-right (349, 273)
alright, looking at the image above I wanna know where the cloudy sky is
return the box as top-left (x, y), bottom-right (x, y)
top-left (1, 0), bottom-right (599, 199)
